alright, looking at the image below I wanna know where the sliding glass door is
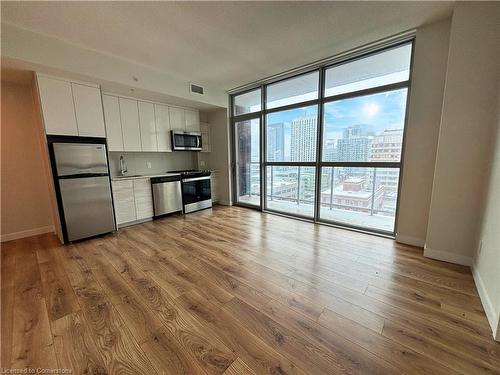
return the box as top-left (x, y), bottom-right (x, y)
top-left (231, 41), bottom-right (413, 235)
top-left (234, 89), bottom-right (262, 207)
top-left (235, 118), bottom-right (261, 207)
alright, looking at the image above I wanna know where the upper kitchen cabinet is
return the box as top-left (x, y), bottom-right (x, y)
top-left (101, 91), bottom-right (200, 152)
top-left (138, 101), bottom-right (157, 152)
top-left (37, 75), bottom-right (78, 136)
top-left (168, 106), bottom-right (200, 133)
top-left (102, 95), bottom-right (124, 151)
top-left (185, 109), bottom-right (201, 133)
top-left (169, 106), bottom-right (185, 132)
top-left (72, 83), bottom-right (106, 137)
top-left (200, 122), bottom-right (211, 152)
top-left (154, 104), bottom-right (172, 152)
top-left (119, 98), bottom-right (142, 151)
top-left (36, 74), bottom-right (106, 137)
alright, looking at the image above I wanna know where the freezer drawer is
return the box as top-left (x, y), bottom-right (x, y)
top-left (53, 142), bottom-right (108, 176)
top-left (59, 176), bottom-right (115, 241)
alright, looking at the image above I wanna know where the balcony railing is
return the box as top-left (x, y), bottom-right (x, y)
top-left (238, 163), bottom-right (397, 217)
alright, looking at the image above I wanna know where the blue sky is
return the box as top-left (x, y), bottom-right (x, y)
top-left (323, 88), bottom-right (408, 140)
top-left (266, 88), bottom-right (408, 139)
top-left (245, 88), bottom-right (408, 161)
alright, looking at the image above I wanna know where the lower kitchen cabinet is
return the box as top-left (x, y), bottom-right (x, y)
top-left (133, 179), bottom-right (154, 219)
top-left (111, 180), bottom-right (136, 225)
top-left (112, 178), bottom-right (154, 226)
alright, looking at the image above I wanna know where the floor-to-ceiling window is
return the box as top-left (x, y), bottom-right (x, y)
top-left (231, 40), bottom-right (413, 235)
top-left (233, 89), bottom-right (262, 207)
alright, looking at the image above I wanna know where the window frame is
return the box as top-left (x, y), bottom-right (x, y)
top-left (230, 38), bottom-right (415, 237)
top-left (265, 70), bottom-right (320, 111)
top-left (233, 116), bottom-right (262, 208)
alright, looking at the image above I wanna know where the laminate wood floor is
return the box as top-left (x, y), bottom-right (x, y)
top-left (2, 206), bottom-right (499, 374)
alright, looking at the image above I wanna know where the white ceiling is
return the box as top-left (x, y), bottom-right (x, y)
top-left (1, 1), bottom-right (454, 91)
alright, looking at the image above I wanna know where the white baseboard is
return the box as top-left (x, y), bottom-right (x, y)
top-left (472, 265), bottom-right (500, 341)
top-left (395, 234), bottom-right (425, 247)
top-left (0, 225), bottom-right (55, 242)
top-left (423, 246), bottom-right (473, 266)
top-left (217, 200), bottom-right (232, 206)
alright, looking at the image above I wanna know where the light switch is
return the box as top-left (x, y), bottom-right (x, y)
top-left (147, 161), bottom-right (152, 169)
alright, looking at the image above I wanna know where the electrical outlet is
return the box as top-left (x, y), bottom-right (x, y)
top-left (200, 160), bottom-right (206, 167)
top-left (477, 239), bottom-right (483, 255)
top-left (146, 161), bottom-right (152, 169)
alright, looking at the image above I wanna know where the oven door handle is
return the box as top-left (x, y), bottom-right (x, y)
top-left (182, 176), bottom-right (210, 183)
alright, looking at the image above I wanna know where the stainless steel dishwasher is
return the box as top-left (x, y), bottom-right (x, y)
top-left (151, 175), bottom-right (183, 217)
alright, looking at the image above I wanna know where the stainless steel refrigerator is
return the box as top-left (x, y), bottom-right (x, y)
top-left (51, 141), bottom-right (115, 242)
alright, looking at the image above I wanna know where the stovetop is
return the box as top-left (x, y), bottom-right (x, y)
top-left (166, 169), bottom-right (211, 177)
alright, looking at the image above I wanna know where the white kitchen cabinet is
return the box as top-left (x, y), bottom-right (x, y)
top-left (101, 91), bottom-right (199, 152)
top-left (133, 179), bottom-right (154, 219)
top-left (37, 76), bottom-right (78, 136)
top-left (102, 95), bottom-right (124, 151)
top-left (200, 122), bottom-right (211, 152)
top-left (154, 104), bottom-right (172, 152)
top-left (72, 83), bottom-right (106, 137)
top-left (138, 101), bottom-right (157, 152)
top-left (111, 180), bottom-right (136, 225)
top-left (169, 106), bottom-right (185, 131)
top-left (119, 98), bottom-right (142, 151)
top-left (185, 109), bottom-right (200, 132)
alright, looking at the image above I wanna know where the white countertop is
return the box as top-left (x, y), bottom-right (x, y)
top-left (111, 172), bottom-right (181, 181)
top-left (111, 170), bottom-right (217, 181)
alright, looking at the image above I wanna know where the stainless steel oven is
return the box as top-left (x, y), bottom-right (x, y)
top-left (181, 171), bottom-right (212, 213)
top-left (171, 131), bottom-right (202, 151)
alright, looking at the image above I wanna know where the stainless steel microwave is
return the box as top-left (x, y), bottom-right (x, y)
top-left (171, 130), bottom-right (202, 151)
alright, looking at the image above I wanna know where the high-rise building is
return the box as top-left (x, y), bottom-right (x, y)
top-left (370, 128), bottom-right (403, 162)
top-left (370, 128), bottom-right (403, 198)
top-left (337, 125), bottom-right (370, 162)
top-left (267, 122), bottom-right (285, 161)
top-left (323, 139), bottom-right (337, 161)
top-left (336, 125), bottom-right (371, 180)
top-left (236, 120), bottom-right (252, 197)
top-left (291, 116), bottom-right (317, 162)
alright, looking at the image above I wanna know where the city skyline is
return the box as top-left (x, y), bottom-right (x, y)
top-left (263, 87), bottom-right (407, 162)
top-left (239, 90), bottom-right (405, 231)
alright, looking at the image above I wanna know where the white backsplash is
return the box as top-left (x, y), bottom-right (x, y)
top-left (108, 151), bottom-right (197, 177)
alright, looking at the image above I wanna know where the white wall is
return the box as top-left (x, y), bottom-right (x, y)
top-left (473, 83), bottom-right (500, 341)
top-left (1, 80), bottom-right (54, 241)
top-left (425, 2), bottom-right (500, 266)
top-left (198, 108), bottom-right (232, 205)
top-left (396, 18), bottom-right (451, 247)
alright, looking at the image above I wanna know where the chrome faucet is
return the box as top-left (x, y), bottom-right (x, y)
top-left (119, 155), bottom-right (128, 176)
